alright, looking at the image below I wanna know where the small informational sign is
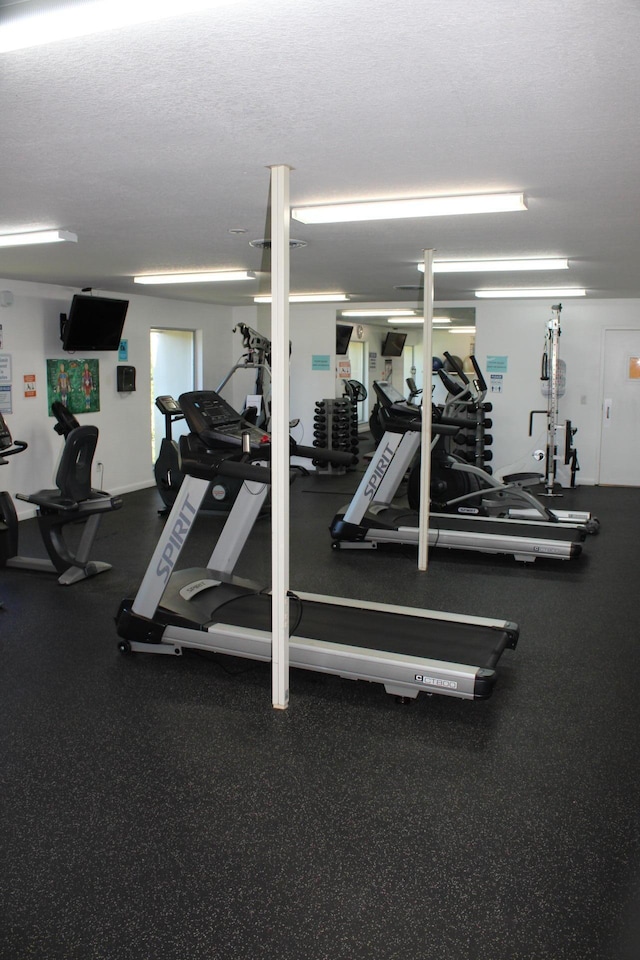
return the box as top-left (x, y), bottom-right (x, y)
top-left (337, 359), bottom-right (351, 379)
top-left (369, 351), bottom-right (377, 369)
top-left (0, 353), bottom-right (12, 384)
top-left (312, 355), bottom-right (331, 371)
top-left (23, 374), bottom-right (37, 398)
top-left (245, 394), bottom-right (262, 416)
top-left (119, 339), bottom-right (128, 361)
top-left (0, 384), bottom-right (12, 414)
top-left (490, 373), bottom-right (504, 394)
top-left (486, 355), bottom-right (508, 373)
top-left (628, 356), bottom-right (640, 380)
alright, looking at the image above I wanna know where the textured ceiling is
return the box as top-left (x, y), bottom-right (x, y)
top-left (1, 0), bottom-right (640, 307)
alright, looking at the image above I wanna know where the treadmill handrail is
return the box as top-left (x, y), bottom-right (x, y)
top-left (178, 434), bottom-right (356, 484)
top-left (380, 402), bottom-right (460, 437)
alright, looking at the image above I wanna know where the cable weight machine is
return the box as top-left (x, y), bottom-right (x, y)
top-left (529, 303), bottom-right (579, 497)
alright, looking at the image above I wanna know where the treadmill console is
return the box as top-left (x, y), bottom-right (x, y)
top-left (373, 381), bottom-right (406, 407)
top-left (179, 390), bottom-right (270, 450)
top-left (155, 395), bottom-right (182, 416)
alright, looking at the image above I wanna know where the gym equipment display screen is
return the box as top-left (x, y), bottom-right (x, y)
top-left (336, 324), bottom-right (353, 355)
top-left (381, 331), bottom-right (407, 356)
top-left (60, 295), bottom-right (129, 351)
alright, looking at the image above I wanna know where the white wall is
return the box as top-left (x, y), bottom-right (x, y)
top-left (475, 299), bottom-right (640, 485)
top-left (0, 277), bottom-right (234, 517)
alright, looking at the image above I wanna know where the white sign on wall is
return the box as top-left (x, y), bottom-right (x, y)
top-left (0, 354), bottom-right (12, 384)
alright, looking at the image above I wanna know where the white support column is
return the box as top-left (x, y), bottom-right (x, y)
top-left (418, 249), bottom-right (434, 572)
top-left (269, 164), bottom-right (292, 709)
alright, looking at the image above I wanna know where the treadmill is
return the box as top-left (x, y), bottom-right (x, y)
top-left (330, 386), bottom-right (586, 563)
top-left (116, 389), bottom-right (518, 703)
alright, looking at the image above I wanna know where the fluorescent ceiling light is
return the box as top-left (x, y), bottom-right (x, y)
top-left (254, 293), bottom-right (349, 303)
top-left (0, 229), bottom-right (77, 247)
top-left (342, 309), bottom-right (417, 318)
top-left (0, 0), bottom-right (223, 52)
top-left (134, 270), bottom-right (255, 284)
top-left (387, 318), bottom-right (451, 325)
top-left (418, 258), bottom-right (569, 273)
top-left (292, 193), bottom-right (526, 224)
top-left (475, 288), bottom-right (586, 298)
top-left (448, 327), bottom-right (477, 334)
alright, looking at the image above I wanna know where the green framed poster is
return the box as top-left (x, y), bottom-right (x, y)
top-left (46, 358), bottom-right (100, 415)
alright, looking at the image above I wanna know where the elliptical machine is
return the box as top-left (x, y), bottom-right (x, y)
top-left (216, 322), bottom-right (273, 429)
top-left (0, 404), bottom-right (123, 585)
top-left (364, 373), bottom-right (597, 531)
top-left (153, 323), bottom-right (274, 516)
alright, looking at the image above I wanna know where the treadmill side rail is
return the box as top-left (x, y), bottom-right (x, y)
top-left (119, 618), bottom-right (497, 701)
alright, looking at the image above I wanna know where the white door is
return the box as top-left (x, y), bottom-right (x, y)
top-left (599, 329), bottom-right (640, 485)
top-left (150, 328), bottom-right (196, 463)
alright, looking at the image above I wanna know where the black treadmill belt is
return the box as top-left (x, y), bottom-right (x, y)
top-left (212, 594), bottom-right (512, 670)
top-left (430, 514), bottom-right (582, 541)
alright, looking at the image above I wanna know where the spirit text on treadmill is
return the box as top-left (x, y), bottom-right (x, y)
top-left (415, 675), bottom-right (458, 690)
top-left (364, 442), bottom-right (395, 500)
top-left (156, 493), bottom-right (198, 583)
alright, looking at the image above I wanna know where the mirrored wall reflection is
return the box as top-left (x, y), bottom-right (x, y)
top-left (335, 307), bottom-right (476, 404)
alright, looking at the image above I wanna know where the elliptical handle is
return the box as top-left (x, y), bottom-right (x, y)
top-left (443, 351), bottom-right (469, 384)
top-left (469, 356), bottom-right (487, 392)
top-left (438, 368), bottom-right (464, 396)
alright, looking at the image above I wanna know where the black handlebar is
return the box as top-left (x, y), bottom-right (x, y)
top-left (178, 433), bottom-right (357, 485)
top-left (293, 443), bottom-right (357, 466)
top-left (469, 356), bottom-right (487, 393)
top-left (438, 369), bottom-right (464, 396)
top-left (211, 457), bottom-right (272, 484)
top-left (0, 439), bottom-right (28, 461)
top-left (529, 410), bottom-right (547, 436)
top-left (443, 351), bottom-right (469, 384)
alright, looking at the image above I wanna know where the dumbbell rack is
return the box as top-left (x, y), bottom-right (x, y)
top-left (436, 353), bottom-right (494, 473)
top-left (312, 397), bottom-right (359, 474)
top-left (451, 401), bottom-right (494, 473)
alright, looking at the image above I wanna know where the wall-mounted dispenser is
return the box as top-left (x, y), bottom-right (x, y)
top-left (116, 365), bottom-right (136, 393)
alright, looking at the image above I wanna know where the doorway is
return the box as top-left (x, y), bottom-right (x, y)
top-left (150, 328), bottom-right (196, 463)
top-left (599, 328), bottom-right (640, 485)
top-left (347, 338), bottom-right (368, 424)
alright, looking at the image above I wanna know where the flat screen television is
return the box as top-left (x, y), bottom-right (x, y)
top-left (336, 323), bottom-right (353, 355)
top-left (381, 331), bottom-right (407, 357)
top-left (60, 295), bottom-right (129, 351)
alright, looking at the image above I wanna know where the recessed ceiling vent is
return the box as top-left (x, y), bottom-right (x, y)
top-left (393, 284), bottom-right (422, 291)
top-left (249, 238), bottom-right (308, 249)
